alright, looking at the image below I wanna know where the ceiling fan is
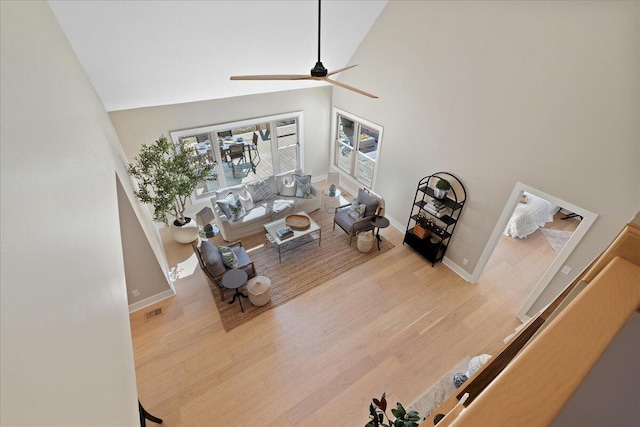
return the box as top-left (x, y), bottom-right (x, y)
top-left (230, 0), bottom-right (378, 99)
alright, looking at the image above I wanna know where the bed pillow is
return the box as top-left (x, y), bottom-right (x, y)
top-left (293, 174), bottom-right (312, 198)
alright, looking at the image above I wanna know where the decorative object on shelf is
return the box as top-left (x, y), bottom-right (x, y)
top-left (325, 171), bottom-right (341, 197)
top-left (433, 178), bottom-right (451, 199)
top-left (403, 172), bottom-right (466, 266)
top-left (128, 135), bottom-right (215, 243)
top-left (413, 213), bottom-right (431, 239)
top-left (203, 224), bottom-right (218, 238)
top-left (285, 213), bottom-right (311, 231)
top-left (365, 392), bottom-right (421, 427)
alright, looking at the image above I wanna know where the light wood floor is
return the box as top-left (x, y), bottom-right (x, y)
top-left (129, 206), bottom-right (578, 426)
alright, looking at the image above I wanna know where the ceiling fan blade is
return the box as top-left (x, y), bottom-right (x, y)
top-left (327, 64), bottom-right (358, 76)
top-left (324, 77), bottom-right (378, 99)
top-left (230, 74), bottom-right (313, 81)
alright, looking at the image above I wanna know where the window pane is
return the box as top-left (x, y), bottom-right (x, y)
top-left (355, 152), bottom-right (375, 187)
top-left (333, 110), bottom-right (383, 186)
top-left (181, 134), bottom-right (221, 198)
top-left (170, 111), bottom-right (303, 202)
top-left (339, 115), bottom-right (355, 145)
top-left (277, 119), bottom-right (298, 173)
top-left (279, 145), bottom-right (297, 172)
top-left (358, 126), bottom-right (378, 154)
top-left (337, 141), bottom-right (353, 173)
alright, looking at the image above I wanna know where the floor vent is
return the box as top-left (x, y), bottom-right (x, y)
top-left (144, 307), bottom-right (163, 321)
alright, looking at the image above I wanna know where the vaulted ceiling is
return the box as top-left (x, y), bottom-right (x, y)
top-left (49, 0), bottom-right (388, 112)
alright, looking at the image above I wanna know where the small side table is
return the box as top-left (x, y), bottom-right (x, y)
top-left (370, 216), bottom-right (390, 251)
top-left (221, 269), bottom-right (248, 312)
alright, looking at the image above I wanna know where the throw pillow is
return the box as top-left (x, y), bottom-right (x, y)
top-left (356, 188), bottom-right (379, 217)
top-left (279, 178), bottom-right (297, 197)
top-left (264, 175), bottom-right (279, 195)
top-left (237, 188), bottom-right (255, 211)
top-left (216, 193), bottom-right (236, 218)
top-left (293, 174), bottom-right (312, 198)
top-left (227, 197), bottom-right (245, 221)
top-left (246, 179), bottom-right (274, 202)
top-left (348, 203), bottom-right (366, 220)
top-left (275, 171), bottom-right (294, 194)
top-left (199, 241), bottom-right (226, 277)
top-left (519, 194), bottom-right (528, 204)
top-left (218, 246), bottom-right (238, 268)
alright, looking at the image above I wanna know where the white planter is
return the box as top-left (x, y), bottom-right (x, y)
top-left (433, 188), bottom-right (448, 199)
top-left (170, 217), bottom-right (199, 244)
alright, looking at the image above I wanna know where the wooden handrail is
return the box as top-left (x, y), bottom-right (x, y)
top-left (450, 256), bottom-right (639, 426)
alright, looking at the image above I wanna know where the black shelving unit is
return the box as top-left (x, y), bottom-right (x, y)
top-left (403, 172), bottom-right (466, 266)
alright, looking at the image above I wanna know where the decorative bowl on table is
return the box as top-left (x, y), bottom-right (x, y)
top-left (285, 214), bottom-right (311, 231)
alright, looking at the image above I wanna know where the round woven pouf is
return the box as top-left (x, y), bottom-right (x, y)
top-left (246, 276), bottom-right (272, 307)
top-left (357, 231), bottom-right (374, 253)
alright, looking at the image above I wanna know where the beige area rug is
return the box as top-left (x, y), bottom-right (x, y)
top-left (210, 208), bottom-right (394, 331)
top-left (540, 228), bottom-right (573, 253)
top-left (408, 356), bottom-right (471, 421)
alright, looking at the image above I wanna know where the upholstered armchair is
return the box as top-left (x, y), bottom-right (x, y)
top-left (192, 240), bottom-right (256, 301)
top-left (333, 188), bottom-right (385, 244)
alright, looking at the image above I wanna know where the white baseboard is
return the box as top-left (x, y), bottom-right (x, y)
top-left (442, 257), bottom-right (473, 283)
top-left (128, 288), bottom-right (176, 314)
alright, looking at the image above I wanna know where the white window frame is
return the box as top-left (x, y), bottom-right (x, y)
top-left (330, 107), bottom-right (383, 189)
top-left (170, 111), bottom-right (304, 202)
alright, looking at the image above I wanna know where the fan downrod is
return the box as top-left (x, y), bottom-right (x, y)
top-left (311, 61), bottom-right (328, 77)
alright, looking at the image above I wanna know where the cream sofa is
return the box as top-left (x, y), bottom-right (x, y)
top-left (211, 169), bottom-right (321, 241)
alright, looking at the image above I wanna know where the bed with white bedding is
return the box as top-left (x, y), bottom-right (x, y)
top-left (504, 192), bottom-right (560, 239)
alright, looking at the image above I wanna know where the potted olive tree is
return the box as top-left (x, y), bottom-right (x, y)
top-left (128, 135), bottom-right (215, 243)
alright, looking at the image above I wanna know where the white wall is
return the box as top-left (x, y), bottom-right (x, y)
top-left (332, 0), bottom-right (639, 315)
top-left (117, 177), bottom-right (174, 307)
top-left (1, 2), bottom-right (139, 425)
top-left (109, 86), bottom-right (333, 217)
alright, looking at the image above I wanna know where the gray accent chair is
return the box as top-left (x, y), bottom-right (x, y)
top-left (333, 188), bottom-right (385, 244)
top-left (192, 240), bottom-right (256, 301)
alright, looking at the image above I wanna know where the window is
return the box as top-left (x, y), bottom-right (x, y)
top-left (332, 108), bottom-right (383, 188)
top-left (170, 112), bottom-right (303, 201)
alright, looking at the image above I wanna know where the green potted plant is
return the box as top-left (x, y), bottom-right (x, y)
top-left (128, 135), bottom-right (216, 243)
top-left (434, 178), bottom-right (451, 199)
top-left (365, 393), bottom-right (421, 427)
top-left (413, 213), bottom-right (431, 239)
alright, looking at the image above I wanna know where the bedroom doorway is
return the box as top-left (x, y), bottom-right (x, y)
top-left (471, 182), bottom-right (597, 321)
